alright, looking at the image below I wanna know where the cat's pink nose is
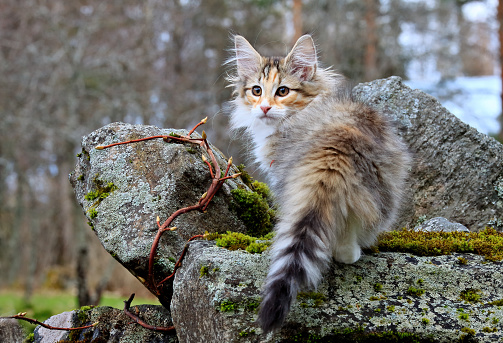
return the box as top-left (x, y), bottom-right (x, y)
top-left (260, 106), bottom-right (272, 114)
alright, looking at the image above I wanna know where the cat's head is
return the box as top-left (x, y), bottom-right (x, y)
top-left (227, 34), bottom-right (338, 131)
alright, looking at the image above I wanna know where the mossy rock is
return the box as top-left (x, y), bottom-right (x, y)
top-left (375, 227), bottom-right (503, 261)
top-left (171, 239), bottom-right (503, 343)
top-left (69, 122), bottom-right (251, 307)
top-left (229, 180), bottom-right (276, 237)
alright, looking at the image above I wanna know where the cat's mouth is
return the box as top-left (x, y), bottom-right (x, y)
top-left (259, 113), bottom-right (279, 121)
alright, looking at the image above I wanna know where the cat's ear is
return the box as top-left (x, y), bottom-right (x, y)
top-left (285, 35), bottom-right (317, 81)
top-left (233, 35), bottom-right (262, 80)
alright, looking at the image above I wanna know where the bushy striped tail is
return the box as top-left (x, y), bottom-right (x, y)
top-left (258, 210), bottom-right (332, 333)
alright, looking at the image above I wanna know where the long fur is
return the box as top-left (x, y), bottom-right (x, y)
top-left (226, 35), bottom-right (410, 333)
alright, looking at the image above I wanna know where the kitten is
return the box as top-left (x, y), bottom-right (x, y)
top-left (227, 35), bottom-right (410, 333)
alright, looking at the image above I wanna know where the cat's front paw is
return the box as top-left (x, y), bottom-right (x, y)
top-left (334, 245), bottom-right (361, 264)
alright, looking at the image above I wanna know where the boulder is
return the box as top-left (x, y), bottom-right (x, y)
top-left (353, 76), bottom-right (503, 231)
top-left (69, 122), bottom-right (249, 306)
top-left (172, 237), bottom-right (503, 343)
top-left (34, 305), bottom-right (178, 343)
top-left (0, 318), bottom-right (24, 343)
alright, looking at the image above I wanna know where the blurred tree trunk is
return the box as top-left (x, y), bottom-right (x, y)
top-left (77, 245), bottom-right (93, 306)
top-left (8, 162), bottom-right (27, 284)
top-left (292, 0), bottom-right (303, 45)
top-left (77, 243), bottom-right (115, 306)
top-left (364, 0), bottom-right (379, 81)
top-left (24, 212), bottom-right (39, 303)
top-left (499, 0), bottom-right (503, 141)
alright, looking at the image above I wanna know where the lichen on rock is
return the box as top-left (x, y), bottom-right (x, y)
top-left (171, 239), bottom-right (503, 343)
top-left (69, 122), bottom-right (251, 306)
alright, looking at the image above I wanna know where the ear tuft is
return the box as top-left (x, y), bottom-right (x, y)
top-left (233, 35), bottom-right (262, 80)
top-left (285, 35), bottom-right (317, 81)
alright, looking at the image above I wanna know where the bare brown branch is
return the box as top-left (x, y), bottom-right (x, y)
top-left (0, 313), bottom-right (97, 331)
top-left (123, 294), bottom-right (175, 333)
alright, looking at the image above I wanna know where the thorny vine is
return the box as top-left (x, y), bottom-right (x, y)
top-left (1, 117), bottom-right (240, 334)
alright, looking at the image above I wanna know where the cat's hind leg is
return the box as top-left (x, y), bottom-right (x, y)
top-left (333, 217), bottom-right (362, 264)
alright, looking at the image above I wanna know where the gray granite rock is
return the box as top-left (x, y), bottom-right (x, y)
top-left (35, 311), bottom-right (73, 342)
top-left (35, 305), bottom-right (178, 343)
top-left (0, 318), bottom-right (24, 343)
top-left (171, 240), bottom-right (503, 343)
top-left (415, 217), bottom-right (470, 233)
top-left (354, 77), bottom-right (503, 231)
top-left (69, 122), bottom-right (249, 306)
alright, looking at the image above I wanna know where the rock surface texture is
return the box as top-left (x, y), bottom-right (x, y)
top-left (64, 77), bottom-right (503, 342)
top-left (69, 122), bottom-right (249, 306)
top-left (170, 240), bottom-right (503, 343)
top-left (354, 76), bottom-right (503, 231)
top-left (35, 237), bottom-right (503, 343)
top-left (0, 318), bottom-right (24, 343)
top-left (35, 305), bottom-right (178, 343)
top-left (414, 217), bottom-right (470, 233)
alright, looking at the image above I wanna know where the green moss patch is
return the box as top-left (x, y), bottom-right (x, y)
top-left (76, 306), bottom-right (92, 322)
top-left (460, 327), bottom-right (474, 335)
top-left (88, 208), bottom-right (98, 219)
top-left (220, 300), bottom-right (237, 312)
top-left (457, 257), bottom-right (468, 265)
top-left (236, 164), bottom-right (253, 188)
top-left (200, 265), bottom-right (209, 278)
top-left (407, 286), bottom-right (425, 297)
top-left (459, 289), bottom-right (481, 303)
top-left (230, 181), bottom-right (276, 237)
top-left (85, 177), bottom-right (117, 203)
top-left (216, 231), bottom-right (253, 251)
top-left (207, 231), bottom-right (272, 254)
top-left (84, 175), bottom-right (118, 221)
top-left (488, 299), bottom-right (503, 306)
top-left (218, 298), bottom-right (260, 313)
top-left (458, 313), bottom-right (469, 321)
top-left (375, 227), bottom-right (503, 261)
top-left (482, 326), bottom-right (498, 333)
top-left (245, 241), bottom-right (270, 254)
top-left (297, 291), bottom-right (327, 308)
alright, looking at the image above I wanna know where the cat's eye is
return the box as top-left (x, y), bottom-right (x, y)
top-left (276, 86), bottom-right (290, 97)
top-left (251, 86), bottom-right (262, 96)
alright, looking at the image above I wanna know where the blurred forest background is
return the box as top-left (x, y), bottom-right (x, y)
top-left (0, 0), bottom-right (501, 310)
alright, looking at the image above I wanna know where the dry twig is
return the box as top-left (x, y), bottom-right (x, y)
top-left (0, 312), bottom-right (97, 331)
top-left (123, 294), bottom-right (175, 332)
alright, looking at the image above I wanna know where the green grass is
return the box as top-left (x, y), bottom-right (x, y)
top-left (0, 290), bottom-right (159, 336)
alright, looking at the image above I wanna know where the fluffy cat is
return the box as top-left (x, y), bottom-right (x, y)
top-left (227, 34), bottom-right (410, 333)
